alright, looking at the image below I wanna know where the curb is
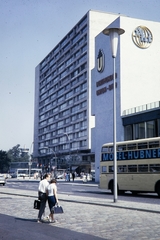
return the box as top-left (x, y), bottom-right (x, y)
top-left (0, 191), bottom-right (160, 215)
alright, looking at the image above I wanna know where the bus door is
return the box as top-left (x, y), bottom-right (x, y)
top-left (117, 165), bottom-right (135, 190)
top-left (127, 165), bottom-right (138, 190)
top-left (100, 165), bottom-right (112, 189)
top-left (136, 164), bottom-right (151, 191)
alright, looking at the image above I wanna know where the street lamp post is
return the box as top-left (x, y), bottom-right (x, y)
top-left (103, 27), bottom-right (125, 203)
top-left (44, 147), bottom-right (57, 177)
top-left (50, 150), bottom-right (57, 177)
top-left (64, 132), bottom-right (71, 172)
top-left (21, 144), bottom-right (33, 179)
top-left (29, 142), bottom-right (34, 179)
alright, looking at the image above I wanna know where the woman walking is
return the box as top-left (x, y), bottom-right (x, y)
top-left (47, 178), bottom-right (59, 223)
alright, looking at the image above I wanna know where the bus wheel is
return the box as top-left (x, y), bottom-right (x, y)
top-left (156, 184), bottom-right (160, 197)
top-left (111, 185), bottom-right (114, 194)
top-left (155, 181), bottom-right (160, 197)
top-left (110, 182), bottom-right (119, 195)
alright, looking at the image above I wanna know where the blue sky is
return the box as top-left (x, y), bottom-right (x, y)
top-left (0, 0), bottom-right (160, 151)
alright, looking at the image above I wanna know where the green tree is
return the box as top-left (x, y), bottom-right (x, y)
top-left (0, 150), bottom-right (11, 173)
top-left (7, 144), bottom-right (30, 162)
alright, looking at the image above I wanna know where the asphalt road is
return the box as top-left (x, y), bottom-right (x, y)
top-left (4, 178), bottom-right (160, 205)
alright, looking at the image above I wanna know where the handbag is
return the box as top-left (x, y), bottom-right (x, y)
top-left (52, 205), bottom-right (64, 214)
top-left (34, 200), bottom-right (41, 210)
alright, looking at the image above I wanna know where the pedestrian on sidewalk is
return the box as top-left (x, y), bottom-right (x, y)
top-left (37, 173), bottom-right (50, 223)
top-left (47, 178), bottom-right (59, 223)
top-left (72, 172), bottom-right (75, 181)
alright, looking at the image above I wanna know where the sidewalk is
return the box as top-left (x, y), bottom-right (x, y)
top-left (5, 177), bottom-right (160, 213)
top-left (0, 181), bottom-right (160, 239)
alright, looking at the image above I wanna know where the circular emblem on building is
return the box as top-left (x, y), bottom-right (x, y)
top-left (132, 26), bottom-right (153, 49)
top-left (97, 49), bottom-right (104, 72)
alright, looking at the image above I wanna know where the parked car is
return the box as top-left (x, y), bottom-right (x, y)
top-left (56, 173), bottom-right (64, 179)
top-left (0, 174), bottom-right (6, 186)
top-left (11, 173), bottom-right (17, 178)
top-left (3, 173), bottom-right (11, 179)
top-left (91, 171), bottom-right (95, 181)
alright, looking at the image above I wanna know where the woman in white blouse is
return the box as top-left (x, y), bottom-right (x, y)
top-left (47, 178), bottom-right (59, 222)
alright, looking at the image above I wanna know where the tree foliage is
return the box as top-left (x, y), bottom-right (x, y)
top-left (7, 144), bottom-right (30, 162)
top-left (0, 150), bottom-right (11, 173)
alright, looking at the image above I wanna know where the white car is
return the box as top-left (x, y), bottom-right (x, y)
top-left (56, 173), bottom-right (64, 179)
top-left (0, 175), bottom-right (6, 186)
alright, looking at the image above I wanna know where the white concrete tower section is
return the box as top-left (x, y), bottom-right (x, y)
top-left (87, 10), bottom-right (124, 149)
top-left (91, 16), bottom-right (160, 182)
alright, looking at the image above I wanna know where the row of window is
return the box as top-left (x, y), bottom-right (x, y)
top-left (39, 102), bottom-right (87, 124)
top-left (40, 81), bottom-right (87, 106)
top-left (102, 140), bottom-right (160, 153)
top-left (39, 129), bottom-right (87, 142)
top-left (39, 90), bottom-right (87, 117)
top-left (101, 164), bottom-right (160, 173)
top-left (39, 120), bottom-right (87, 135)
top-left (40, 36), bottom-right (87, 79)
top-left (39, 112), bottom-right (86, 127)
top-left (39, 119), bottom-right (86, 135)
top-left (40, 16), bottom-right (87, 69)
top-left (124, 119), bottom-right (160, 141)
top-left (39, 139), bottom-right (87, 151)
top-left (39, 47), bottom-right (87, 96)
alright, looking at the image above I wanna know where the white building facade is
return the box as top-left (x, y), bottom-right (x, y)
top-left (33, 10), bottom-right (121, 174)
top-left (91, 16), bottom-right (160, 181)
top-left (33, 10), bottom-right (160, 180)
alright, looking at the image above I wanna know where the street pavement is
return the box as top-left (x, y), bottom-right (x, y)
top-left (0, 178), bottom-right (160, 239)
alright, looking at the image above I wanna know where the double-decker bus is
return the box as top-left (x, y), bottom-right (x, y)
top-left (99, 137), bottom-right (160, 196)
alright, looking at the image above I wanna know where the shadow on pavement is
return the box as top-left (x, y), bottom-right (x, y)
top-left (0, 214), bottom-right (105, 240)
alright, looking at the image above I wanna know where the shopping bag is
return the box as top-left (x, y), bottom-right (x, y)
top-left (52, 205), bottom-right (64, 214)
top-left (34, 200), bottom-right (41, 210)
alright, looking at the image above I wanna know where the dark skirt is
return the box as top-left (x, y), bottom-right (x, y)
top-left (48, 195), bottom-right (56, 211)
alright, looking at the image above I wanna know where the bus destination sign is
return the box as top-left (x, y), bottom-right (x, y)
top-left (102, 148), bottom-right (160, 161)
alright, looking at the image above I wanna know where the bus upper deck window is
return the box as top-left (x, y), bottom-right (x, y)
top-left (102, 147), bottom-right (108, 152)
top-left (117, 145), bottom-right (126, 151)
top-left (127, 144), bottom-right (136, 150)
top-left (149, 141), bottom-right (159, 148)
top-left (109, 147), bottom-right (113, 153)
top-left (138, 142), bottom-right (148, 149)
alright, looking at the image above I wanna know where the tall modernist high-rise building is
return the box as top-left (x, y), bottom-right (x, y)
top-left (33, 10), bottom-right (120, 173)
top-left (34, 9), bottom-right (160, 181)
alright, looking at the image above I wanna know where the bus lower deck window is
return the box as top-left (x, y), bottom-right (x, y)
top-left (128, 165), bottom-right (137, 172)
top-left (118, 165), bottom-right (127, 172)
top-left (109, 166), bottom-right (114, 172)
top-left (150, 164), bottom-right (160, 172)
top-left (138, 164), bottom-right (148, 172)
top-left (102, 166), bottom-right (107, 173)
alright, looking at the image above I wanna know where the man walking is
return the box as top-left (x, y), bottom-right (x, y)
top-left (37, 173), bottom-right (50, 223)
top-left (72, 172), bottom-right (75, 182)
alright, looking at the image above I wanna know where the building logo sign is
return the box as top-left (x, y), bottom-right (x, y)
top-left (96, 73), bottom-right (117, 96)
top-left (132, 26), bottom-right (153, 49)
top-left (97, 49), bottom-right (104, 72)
